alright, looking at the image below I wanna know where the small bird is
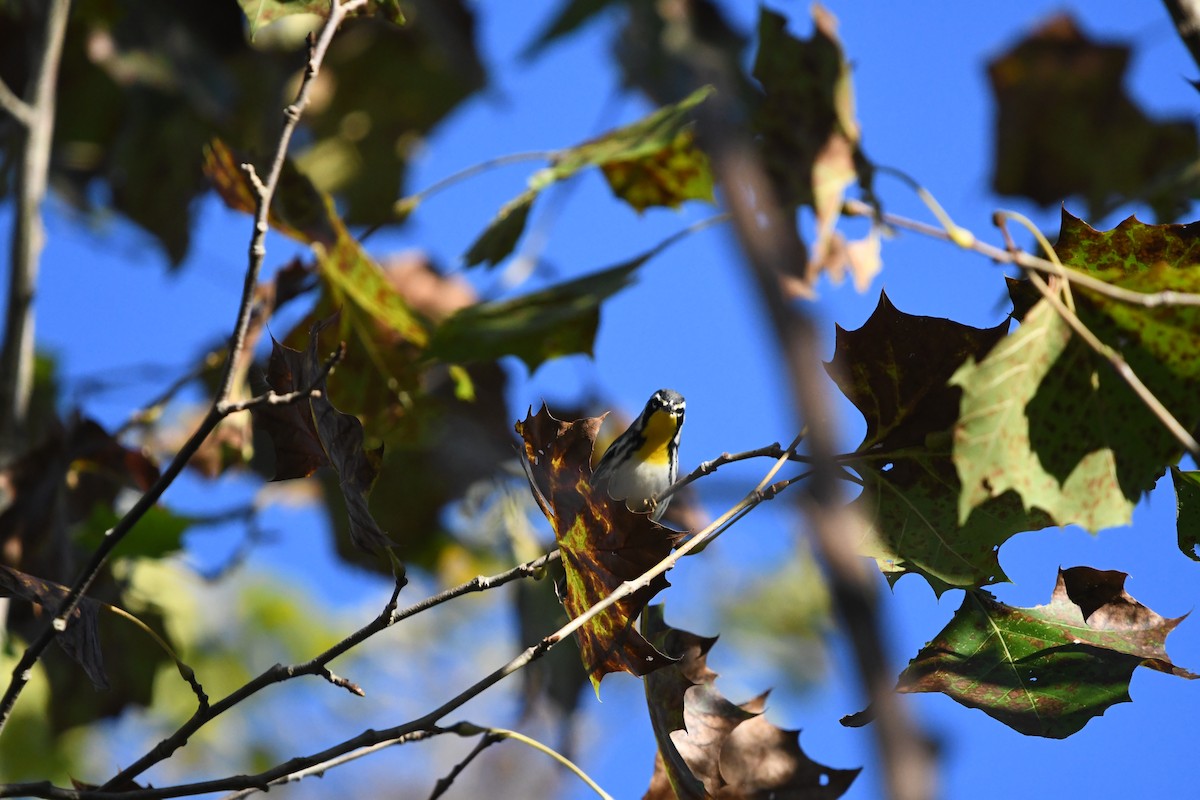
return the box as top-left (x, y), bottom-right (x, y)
top-left (591, 389), bottom-right (685, 520)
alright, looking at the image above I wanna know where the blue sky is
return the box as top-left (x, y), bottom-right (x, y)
top-left (8, 1), bottom-right (1200, 798)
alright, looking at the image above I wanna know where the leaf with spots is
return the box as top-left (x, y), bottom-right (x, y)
top-left (515, 404), bottom-right (676, 692)
top-left (254, 316), bottom-right (393, 555)
top-left (463, 86), bottom-right (714, 267)
top-left (314, 222), bottom-right (428, 348)
top-left (954, 213), bottom-right (1200, 534)
top-left (827, 292), bottom-right (1049, 591)
top-left (641, 606), bottom-right (860, 799)
top-left (1171, 467), bottom-right (1200, 562)
top-left (896, 567), bottom-right (1197, 738)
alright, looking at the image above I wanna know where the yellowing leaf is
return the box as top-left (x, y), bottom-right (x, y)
top-left (515, 405), bottom-right (677, 692)
top-left (464, 87), bottom-right (715, 267)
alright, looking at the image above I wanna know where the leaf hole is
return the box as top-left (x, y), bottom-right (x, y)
top-left (819, 773), bottom-right (830, 786)
top-left (881, 462), bottom-right (893, 472)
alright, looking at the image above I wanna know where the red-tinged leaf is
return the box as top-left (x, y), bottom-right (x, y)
top-left (896, 567), bottom-right (1197, 738)
top-left (254, 316), bottom-right (392, 554)
top-left (0, 565), bottom-right (107, 689)
top-left (515, 404), bottom-right (676, 692)
top-left (642, 607), bottom-right (859, 799)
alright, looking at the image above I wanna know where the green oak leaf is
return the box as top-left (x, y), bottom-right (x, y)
top-left (897, 567), bottom-right (1197, 738)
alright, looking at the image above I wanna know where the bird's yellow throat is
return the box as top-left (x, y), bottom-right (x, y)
top-left (636, 411), bottom-right (679, 466)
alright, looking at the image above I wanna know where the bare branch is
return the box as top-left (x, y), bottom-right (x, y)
top-left (216, 343), bottom-right (345, 415)
top-left (219, 730), bottom-right (441, 800)
top-left (6, 453), bottom-right (801, 800)
top-left (100, 549), bottom-right (562, 789)
top-left (0, 0), bottom-right (366, 738)
top-left (658, 440), bottom-right (813, 504)
top-left (844, 198), bottom-right (1200, 309)
top-left (428, 730), bottom-right (502, 800)
top-left (0, 78), bottom-right (34, 127)
top-left (0, 0), bottom-right (71, 456)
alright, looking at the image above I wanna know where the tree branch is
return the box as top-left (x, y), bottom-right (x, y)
top-left (643, 10), bottom-right (935, 800)
top-left (843, 198), bottom-right (1200, 309)
top-left (8, 454), bottom-right (799, 799)
top-left (0, 0), bottom-right (366, 737)
top-left (101, 549), bottom-right (560, 788)
top-left (428, 730), bottom-right (503, 800)
top-left (0, 0), bottom-right (71, 457)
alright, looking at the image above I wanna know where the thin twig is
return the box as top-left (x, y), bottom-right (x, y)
top-left (658, 439), bottom-right (812, 503)
top-left (428, 730), bottom-right (503, 800)
top-left (0, 76), bottom-right (34, 127)
top-left (101, 549), bottom-right (560, 788)
top-left (0, 0), bottom-right (367, 738)
top-left (0, 0), bottom-right (71, 457)
top-left (8, 452), bottom-right (801, 800)
top-left (451, 724), bottom-right (614, 800)
top-left (220, 730), bottom-right (442, 800)
top-left (216, 343), bottom-right (345, 415)
top-left (116, 350), bottom-right (225, 436)
top-left (359, 150), bottom-right (560, 244)
top-left (843, 198), bottom-right (1200, 309)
